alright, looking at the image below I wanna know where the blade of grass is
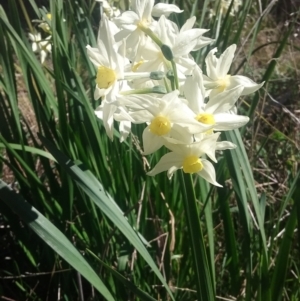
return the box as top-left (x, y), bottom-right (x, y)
top-left (270, 201), bottom-right (298, 301)
top-left (0, 179), bottom-right (115, 301)
top-left (179, 171), bottom-right (215, 301)
top-left (87, 249), bottom-right (158, 301)
top-left (39, 134), bottom-right (175, 301)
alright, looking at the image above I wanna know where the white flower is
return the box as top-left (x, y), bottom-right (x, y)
top-left (177, 16), bottom-right (214, 52)
top-left (147, 133), bottom-right (222, 187)
top-left (113, 0), bottom-right (183, 60)
top-left (203, 44), bottom-right (264, 97)
top-left (119, 90), bottom-right (212, 154)
top-left (87, 14), bottom-right (155, 101)
top-left (184, 65), bottom-right (249, 132)
top-left (87, 15), bottom-right (127, 102)
top-left (28, 32), bottom-right (52, 64)
top-left (113, 0), bottom-right (156, 60)
top-left (135, 16), bottom-right (213, 81)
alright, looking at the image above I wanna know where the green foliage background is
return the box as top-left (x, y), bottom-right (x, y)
top-left (0, 0), bottom-right (299, 300)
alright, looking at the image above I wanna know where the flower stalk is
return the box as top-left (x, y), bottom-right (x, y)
top-left (179, 171), bottom-right (215, 300)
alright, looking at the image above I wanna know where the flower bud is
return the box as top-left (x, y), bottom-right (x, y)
top-left (161, 44), bottom-right (174, 61)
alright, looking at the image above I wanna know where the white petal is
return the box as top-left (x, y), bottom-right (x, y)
top-left (170, 125), bottom-right (197, 143)
top-left (161, 89), bottom-right (180, 103)
top-left (86, 45), bottom-right (109, 67)
top-left (94, 86), bottom-right (106, 100)
top-left (142, 0), bottom-right (155, 20)
top-left (152, 3), bottom-right (183, 17)
top-left (114, 28), bottom-right (131, 42)
top-left (163, 139), bottom-right (193, 156)
top-left (192, 36), bottom-right (214, 51)
top-left (205, 85), bottom-right (243, 114)
top-left (197, 159), bottom-right (222, 187)
top-left (184, 65), bottom-right (206, 113)
top-left (139, 58), bottom-right (163, 74)
top-left (28, 33), bottom-right (35, 41)
top-left (214, 113), bottom-right (249, 131)
top-left (119, 121), bottom-right (131, 142)
top-left (29, 32), bottom-right (41, 42)
top-left (120, 94), bottom-right (159, 115)
top-left (113, 105), bottom-right (135, 123)
top-left (216, 44), bottom-right (236, 77)
top-left (229, 75), bottom-right (264, 95)
top-left (102, 102), bottom-right (117, 141)
top-left (175, 57), bottom-right (196, 71)
top-left (216, 141), bottom-right (236, 150)
top-left (137, 39), bottom-right (160, 60)
top-left (94, 106), bottom-right (103, 119)
top-left (45, 43), bottom-right (52, 52)
top-left (40, 50), bottom-right (47, 64)
top-left (205, 48), bottom-right (219, 79)
top-left (114, 11), bottom-right (139, 27)
top-left (156, 15), bottom-right (175, 46)
top-left (147, 152), bottom-right (183, 177)
top-left (171, 115), bottom-right (212, 135)
top-left (124, 29), bottom-right (142, 60)
top-left (173, 29), bottom-right (209, 57)
top-left (31, 42), bottom-right (38, 52)
top-left (98, 15), bottom-right (118, 67)
top-left (131, 0), bottom-right (143, 18)
top-left (203, 74), bottom-right (219, 90)
top-left (180, 16), bottom-right (196, 32)
top-left (106, 82), bottom-right (120, 102)
top-left (191, 132), bottom-right (220, 161)
top-left (142, 127), bottom-right (164, 155)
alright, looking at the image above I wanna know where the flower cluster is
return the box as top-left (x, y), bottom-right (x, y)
top-left (29, 13), bottom-right (52, 64)
top-left (87, 0), bottom-right (263, 186)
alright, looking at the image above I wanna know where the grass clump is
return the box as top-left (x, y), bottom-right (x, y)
top-left (0, 1), bottom-right (300, 301)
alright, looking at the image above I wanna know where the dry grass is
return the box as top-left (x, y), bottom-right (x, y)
top-left (229, 12), bottom-right (300, 204)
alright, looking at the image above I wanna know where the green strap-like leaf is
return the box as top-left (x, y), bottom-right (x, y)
top-left (0, 142), bottom-right (56, 161)
top-left (0, 180), bottom-right (115, 301)
top-left (87, 249), bottom-right (158, 301)
top-left (179, 172), bottom-right (215, 301)
top-left (39, 135), bottom-right (175, 301)
top-left (270, 203), bottom-right (298, 301)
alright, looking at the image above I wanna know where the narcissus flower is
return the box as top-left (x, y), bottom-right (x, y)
top-left (147, 133), bottom-right (222, 187)
top-left (203, 44), bottom-right (264, 97)
top-left (114, 0), bottom-right (183, 60)
top-left (119, 90), bottom-right (212, 154)
top-left (184, 65), bottom-right (249, 133)
top-left (28, 32), bottom-right (52, 64)
top-left (136, 16), bottom-right (213, 79)
top-left (87, 15), bottom-right (126, 101)
top-left (87, 14), bottom-right (156, 101)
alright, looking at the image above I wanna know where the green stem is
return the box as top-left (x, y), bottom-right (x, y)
top-left (120, 86), bottom-right (166, 95)
top-left (138, 23), bottom-right (163, 47)
top-left (163, 77), bottom-right (171, 93)
top-left (170, 60), bottom-right (179, 90)
top-left (18, 0), bottom-right (34, 32)
top-left (139, 24), bottom-right (179, 90)
top-left (179, 171), bottom-right (215, 301)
